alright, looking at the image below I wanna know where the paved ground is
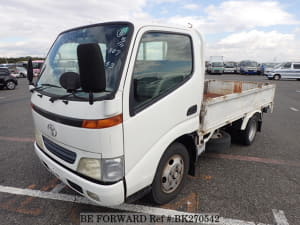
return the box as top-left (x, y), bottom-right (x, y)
top-left (0, 75), bottom-right (299, 225)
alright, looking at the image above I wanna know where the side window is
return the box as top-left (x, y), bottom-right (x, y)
top-left (293, 64), bottom-right (300, 69)
top-left (131, 32), bottom-right (193, 113)
top-left (0, 68), bottom-right (9, 76)
top-left (283, 63), bottom-right (291, 69)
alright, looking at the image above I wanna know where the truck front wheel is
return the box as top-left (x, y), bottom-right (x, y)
top-left (150, 142), bottom-right (189, 204)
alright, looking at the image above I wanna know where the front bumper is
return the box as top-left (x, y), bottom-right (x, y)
top-left (212, 70), bottom-right (223, 73)
top-left (266, 73), bottom-right (274, 78)
top-left (34, 142), bottom-right (125, 206)
top-left (243, 71), bottom-right (258, 74)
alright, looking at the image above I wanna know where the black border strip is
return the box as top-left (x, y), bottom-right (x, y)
top-left (32, 104), bottom-right (83, 127)
top-left (129, 31), bottom-right (195, 117)
top-left (37, 22), bottom-right (134, 102)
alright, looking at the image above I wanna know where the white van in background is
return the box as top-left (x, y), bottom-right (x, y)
top-left (224, 61), bottom-right (237, 73)
top-left (266, 62), bottom-right (300, 80)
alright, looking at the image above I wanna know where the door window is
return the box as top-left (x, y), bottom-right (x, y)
top-left (283, 62), bottom-right (291, 69)
top-left (293, 64), bottom-right (300, 69)
top-left (131, 32), bottom-right (193, 114)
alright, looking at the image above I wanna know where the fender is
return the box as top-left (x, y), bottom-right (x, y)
top-left (240, 110), bottom-right (262, 130)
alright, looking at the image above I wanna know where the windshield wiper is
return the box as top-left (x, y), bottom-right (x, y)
top-left (49, 90), bottom-right (92, 104)
top-left (30, 83), bottom-right (61, 92)
top-left (49, 92), bottom-right (74, 103)
top-left (49, 90), bottom-right (110, 105)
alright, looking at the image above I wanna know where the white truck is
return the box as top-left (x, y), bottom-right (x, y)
top-left (28, 21), bottom-right (276, 206)
top-left (207, 56), bottom-right (224, 74)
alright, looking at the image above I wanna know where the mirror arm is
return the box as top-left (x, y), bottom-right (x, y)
top-left (29, 84), bottom-right (36, 92)
top-left (88, 91), bottom-right (94, 105)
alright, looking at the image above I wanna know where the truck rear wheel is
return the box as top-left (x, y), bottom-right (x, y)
top-left (150, 142), bottom-right (189, 204)
top-left (240, 116), bottom-right (258, 145)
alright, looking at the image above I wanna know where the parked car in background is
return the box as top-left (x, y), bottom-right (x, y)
top-left (239, 60), bottom-right (259, 75)
top-left (0, 63), bottom-right (17, 74)
top-left (266, 62), bottom-right (300, 80)
top-left (224, 61), bottom-right (237, 73)
top-left (0, 67), bottom-right (18, 90)
top-left (236, 62), bottom-right (241, 73)
top-left (261, 63), bottom-right (278, 75)
top-left (16, 61), bottom-right (27, 68)
top-left (257, 63), bottom-right (262, 75)
top-left (11, 66), bottom-right (27, 78)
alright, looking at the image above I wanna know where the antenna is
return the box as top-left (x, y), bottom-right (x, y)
top-left (187, 23), bottom-right (193, 28)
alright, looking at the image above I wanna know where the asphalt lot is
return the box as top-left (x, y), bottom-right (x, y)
top-left (0, 75), bottom-right (299, 225)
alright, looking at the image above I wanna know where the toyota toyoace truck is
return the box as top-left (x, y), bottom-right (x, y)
top-left (28, 21), bottom-right (276, 206)
top-left (207, 56), bottom-right (224, 74)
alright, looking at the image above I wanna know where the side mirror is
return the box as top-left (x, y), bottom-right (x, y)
top-left (59, 72), bottom-right (81, 92)
top-left (77, 43), bottom-right (106, 93)
top-left (27, 58), bottom-right (34, 86)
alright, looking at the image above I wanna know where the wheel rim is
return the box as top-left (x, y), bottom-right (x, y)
top-left (161, 154), bottom-right (184, 194)
top-left (248, 120), bottom-right (257, 142)
top-left (211, 131), bottom-right (223, 139)
top-left (7, 81), bottom-right (15, 89)
top-left (274, 75), bottom-right (279, 80)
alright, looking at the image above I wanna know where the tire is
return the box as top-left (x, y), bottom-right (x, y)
top-left (150, 142), bottom-right (189, 204)
top-left (240, 116), bottom-right (258, 145)
top-left (6, 81), bottom-right (16, 90)
top-left (206, 130), bottom-right (231, 153)
top-left (273, 74), bottom-right (280, 80)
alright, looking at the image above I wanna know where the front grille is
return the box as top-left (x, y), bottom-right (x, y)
top-left (43, 137), bottom-right (76, 164)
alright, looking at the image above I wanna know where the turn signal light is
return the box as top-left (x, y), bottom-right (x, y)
top-left (82, 114), bottom-right (123, 129)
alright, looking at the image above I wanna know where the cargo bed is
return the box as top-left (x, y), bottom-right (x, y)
top-left (200, 80), bottom-right (276, 134)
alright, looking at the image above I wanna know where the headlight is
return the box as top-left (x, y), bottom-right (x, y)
top-left (77, 156), bottom-right (124, 182)
top-left (102, 157), bottom-right (124, 182)
top-left (77, 158), bottom-right (101, 181)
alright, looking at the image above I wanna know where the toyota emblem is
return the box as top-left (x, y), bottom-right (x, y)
top-left (47, 124), bottom-right (57, 137)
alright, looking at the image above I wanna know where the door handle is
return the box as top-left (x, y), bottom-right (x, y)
top-left (187, 105), bottom-right (197, 116)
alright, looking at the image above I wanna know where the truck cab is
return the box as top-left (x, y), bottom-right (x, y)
top-left (31, 21), bottom-right (204, 206)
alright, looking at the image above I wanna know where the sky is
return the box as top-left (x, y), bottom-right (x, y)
top-left (0, 0), bottom-right (299, 62)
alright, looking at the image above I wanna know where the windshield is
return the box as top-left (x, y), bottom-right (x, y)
top-left (212, 62), bottom-right (223, 67)
top-left (38, 23), bottom-right (132, 100)
top-left (225, 62), bottom-right (235, 68)
top-left (240, 61), bottom-right (257, 67)
top-left (274, 63), bottom-right (283, 69)
top-left (263, 63), bottom-right (276, 68)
